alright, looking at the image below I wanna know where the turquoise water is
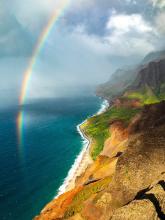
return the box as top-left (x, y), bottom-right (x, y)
top-left (0, 95), bottom-right (102, 220)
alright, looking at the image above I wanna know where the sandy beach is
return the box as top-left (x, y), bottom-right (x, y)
top-left (56, 121), bottom-right (93, 197)
top-left (56, 99), bottom-right (109, 197)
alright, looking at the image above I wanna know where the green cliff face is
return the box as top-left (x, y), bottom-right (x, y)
top-left (97, 51), bottom-right (165, 103)
top-left (82, 106), bottom-right (140, 160)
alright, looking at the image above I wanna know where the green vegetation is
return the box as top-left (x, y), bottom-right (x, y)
top-left (83, 106), bottom-right (140, 160)
top-left (64, 176), bottom-right (111, 218)
top-left (83, 85), bottom-right (165, 161)
top-left (127, 87), bottom-right (159, 105)
top-left (157, 83), bottom-right (165, 100)
top-left (126, 85), bottom-right (165, 105)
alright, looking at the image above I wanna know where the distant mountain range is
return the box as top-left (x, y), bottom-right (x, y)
top-left (97, 50), bottom-right (165, 102)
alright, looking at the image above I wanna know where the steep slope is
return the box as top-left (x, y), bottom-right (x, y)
top-left (96, 67), bottom-right (139, 100)
top-left (125, 58), bottom-right (165, 105)
top-left (35, 101), bottom-right (165, 220)
top-left (35, 51), bottom-right (165, 220)
top-left (97, 50), bottom-right (165, 101)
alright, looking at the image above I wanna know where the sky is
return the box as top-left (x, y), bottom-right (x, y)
top-left (0, 0), bottom-right (165, 104)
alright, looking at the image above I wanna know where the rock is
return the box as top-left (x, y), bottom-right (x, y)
top-left (111, 199), bottom-right (159, 220)
top-left (76, 156), bottom-right (117, 186)
top-left (81, 198), bottom-right (103, 220)
top-left (111, 180), bottom-right (165, 220)
top-left (128, 101), bottom-right (165, 134)
top-left (96, 192), bottom-right (112, 208)
top-left (146, 183), bottom-right (165, 215)
top-left (101, 120), bottom-right (128, 158)
top-left (67, 213), bottom-right (84, 220)
top-left (110, 124), bottom-right (165, 206)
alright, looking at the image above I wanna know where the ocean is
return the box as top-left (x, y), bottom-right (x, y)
top-left (0, 95), bottom-right (102, 220)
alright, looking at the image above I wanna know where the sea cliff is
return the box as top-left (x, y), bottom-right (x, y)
top-left (35, 51), bottom-right (165, 220)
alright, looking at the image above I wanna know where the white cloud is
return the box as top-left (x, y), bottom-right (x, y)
top-left (104, 13), bottom-right (155, 56)
top-left (60, 12), bottom-right (158, 59)
top-left (67, 12), bottom-right (156, 58)
top-left (107, 13), bottom-right (152, 33)
top-left (0, 0), bottom-right (164, 63)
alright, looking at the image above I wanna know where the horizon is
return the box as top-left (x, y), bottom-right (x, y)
top-left (0, 0), bottom-right (165, 105)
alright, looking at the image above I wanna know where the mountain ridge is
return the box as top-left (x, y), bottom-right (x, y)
top-left (97, 50), bottom-right (165, 101)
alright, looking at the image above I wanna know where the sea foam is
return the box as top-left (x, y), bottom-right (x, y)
top-left (56, 99), bottom-right (109, 198)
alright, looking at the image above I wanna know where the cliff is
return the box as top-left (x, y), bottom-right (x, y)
top-left (97, 50), bottom-right (165, 102)
top-left (35, 52), bottom-right (165, 220)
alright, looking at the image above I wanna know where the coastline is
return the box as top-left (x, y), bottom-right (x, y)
top-left (56, 99), bottom-right (109, 198)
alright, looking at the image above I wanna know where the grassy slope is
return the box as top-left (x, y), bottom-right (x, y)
top-left (82, 106), bottom-right (140, 160)
top-left (126, 84), bottom-right (165, 105)
top-left (64, 176), bottom-right (111, 218)
top-left (83, 83), bottom-right (165, 161)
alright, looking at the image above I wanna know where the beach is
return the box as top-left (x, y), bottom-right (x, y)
top-left (56, 99), bottom-right (109, 197)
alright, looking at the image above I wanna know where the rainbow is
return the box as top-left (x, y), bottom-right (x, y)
top-left (20, 0), bottom-right (70, 105)
top-left (17, 111), bottom-right (24, 159)
top-left (17, 0), bottom-right (71, 159)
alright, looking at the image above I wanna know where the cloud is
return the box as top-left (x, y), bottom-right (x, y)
top-left (70, 25), bottom-right (110, 55)
top-left (106, 13), bottom-right (152, 33)
top-left (69, 0), bottom-right (96, 10)
top-left (0, 0), bottom-right (164, 68)
top-left (150, 0), bottom-right (165, 8)
top-left (104, 13), bottom-right (155, 56)
top-left (12, 0), bottom-right (67, 32)
top-left (0, 7), bottom-right (33, 57)
top-left (155, 11), bottom-right (165, 35)
top-left (0, 0), bottom-right (161, 58)
top-left (0, 57), bottom-right (28, 107)
top-left (66, 12), bottom-right (156, 59)
top-left (1, 0), bottom-right (165, 102)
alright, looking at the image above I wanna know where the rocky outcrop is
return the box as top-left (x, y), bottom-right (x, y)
top-left (128, 100), bottom-right (165, 133)
top-left (101, 120), bottom-right (129, 158)
top-left (111, 199), bottom-right (159, 220)
top-left (111, 177), bottom-right (165, 220)
top-left (75, 155), bottom-right (117, 186)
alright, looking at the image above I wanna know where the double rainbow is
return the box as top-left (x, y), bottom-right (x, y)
top-left (17, 0), bottom-right (70, 159)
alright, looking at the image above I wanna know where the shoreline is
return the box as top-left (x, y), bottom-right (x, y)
top-left (56, 99), bottom-right (109, 198)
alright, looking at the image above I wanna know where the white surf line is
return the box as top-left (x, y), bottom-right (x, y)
top-left (55, 99), bottom-right (109, 198)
